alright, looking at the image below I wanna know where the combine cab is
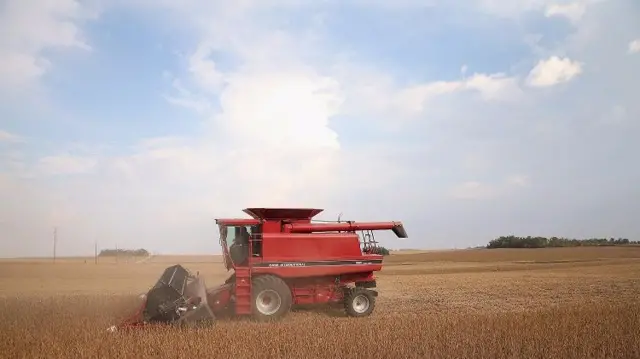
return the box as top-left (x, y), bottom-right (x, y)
top-left (114, 208), bottom-right (407, 329)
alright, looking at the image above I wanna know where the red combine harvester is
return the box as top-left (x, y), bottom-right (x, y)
top-left (113, 208), bottom-right (407, 329)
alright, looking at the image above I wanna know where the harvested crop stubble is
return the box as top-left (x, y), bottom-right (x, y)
top-left (384, 246), bottom-right (640, 264)
top-left (1, 295), bottom-right (639, 359)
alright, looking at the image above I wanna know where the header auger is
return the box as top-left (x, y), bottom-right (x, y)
top-left (113, 208), bottom-right (408, 329)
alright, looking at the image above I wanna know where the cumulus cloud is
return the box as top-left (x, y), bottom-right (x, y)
top-left (0, 0), bottom-right (97, 90)
top-left (526, 56), bottom-right (583, 87)
top-left (545, 2), bottom-right (586, 24)
top-left (451, 175), bottom-right (531, 200)
top-left (187, 42), bottom-right (226, 94)
top-left (472, 0), bottom-right (553, 18)
top-left (35, 155), bottom-right (98, 176)
top-left (463, 73), bottom-right (523, 101)
top-left (342, 70), bottom-right (523, 120)
top-left (0, 130), bottom-right (24, 143)
top-left (629, 39), bottom-right (640, 54)
top-left (473, 0), bottom-right (603, 21)
top-left (506, 175), bottom-right (531, 188)
top-left (450, 181), bottom-right (496, 200)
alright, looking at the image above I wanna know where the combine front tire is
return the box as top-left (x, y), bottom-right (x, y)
top-left (344, 287), bottom-right (376, 317)
top-left (251, 275), bottom-right (292, 322)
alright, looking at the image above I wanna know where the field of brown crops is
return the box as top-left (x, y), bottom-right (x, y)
top-left (1, 247), bottom-right (639, 358)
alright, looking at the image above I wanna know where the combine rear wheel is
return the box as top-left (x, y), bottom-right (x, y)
top-left (344, 287), bottom-right (376, 317)
top-left (251, 275), bottom-right (292, 322)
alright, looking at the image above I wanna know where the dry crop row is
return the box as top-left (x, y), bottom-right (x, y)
top-left (0, 295), bottom-right (638, 359)
top-left (383, 246), bottom-right (640, 263)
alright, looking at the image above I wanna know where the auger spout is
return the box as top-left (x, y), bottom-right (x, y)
top-left (286, 221), bottom-right (408, 238)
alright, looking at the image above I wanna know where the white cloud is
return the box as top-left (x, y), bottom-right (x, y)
top-left (394, 80), bottom-right (464, 114)
top-left (526, 56), bottom-right (583, 87)
top-left (350, 0), bottom-right (437, 8)
top-left (545, 2), bottom-right (586, 24)
top-left (472, 0), bottom-right (605, 20)
top-left (464, 73), bottom-right (523, 101)
top-left (380, 72), bottom-right (522, 117)
top-left (596, 105), bottom-right (628, 125)
top-left (187, 42), bottom-right (226, 94)
top-left (462, 153), bottom-right (493, 172)
top-left (164, 78), bottom-right (212, 114)
top-left (100, 47), bottom-right (349, 214)
top-left (216, 70), bottom-right (342, 150)
top-left (472, 0), bottom-right (555, 18)
top-left (133, 3), bottom-right (347, 211)
top-left (451, 181), bottom-right (497, 200)
top-left (629, 39), bottom-right (640, 54)
top-left (0, 0), bottom-right (97, 90)
top-left (506, 174), bottom-right (531, 187)
top-left (451, 175), bottom-right (531, 200)
top-left (0, 53), bottom-right (50, 87)
top-left (0, 130), bottom-right (24, 143)
top-left (36, 155), bottom-right (98, 176)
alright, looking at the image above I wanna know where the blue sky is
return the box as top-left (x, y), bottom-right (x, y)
top-left (1, 0), bottom-right (639, 256)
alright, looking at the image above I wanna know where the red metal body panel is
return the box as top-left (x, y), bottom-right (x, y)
top-left (251, 263), bottom-right (381, 278)
top-left (287, 221), bottom-right (408, 238)
top-left (260, 233), bottom-right (363, 260)
top-left (243, 208), bottom-right (322, 221)
top-left (287, 221), bottom-right (400, 232)
top-left (285, 272), bottom-right (375, 305)
top-left (206, 282), bottom-right (233, 311)
top-left (215, 218), bottom-right (260, 226)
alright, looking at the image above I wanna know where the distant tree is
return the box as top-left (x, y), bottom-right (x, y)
top-left (98, 248), bottom-right (149, 257)
top-left (486, 236), bottom-right (638, 249)
top-left (367, 246), bottom-right (390, 256)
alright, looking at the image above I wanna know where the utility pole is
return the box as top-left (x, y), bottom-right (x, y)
top-left (94, 240), bottom-right (98, 265)
top-left (53, 226), bottom-right (57, 263)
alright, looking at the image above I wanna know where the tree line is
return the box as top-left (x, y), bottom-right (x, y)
top-left (487, 235), bottom-right (639, 249)
top-left (368, 246), bottom-right (390, 255)
top-left (98, 248), bottom-right (150, 257)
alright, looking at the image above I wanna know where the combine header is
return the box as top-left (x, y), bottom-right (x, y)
top-left (114, 208), bottom-right (407, 329)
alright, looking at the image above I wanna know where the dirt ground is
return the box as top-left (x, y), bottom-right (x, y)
top-left (1, 247), bottom-right (639, 358)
